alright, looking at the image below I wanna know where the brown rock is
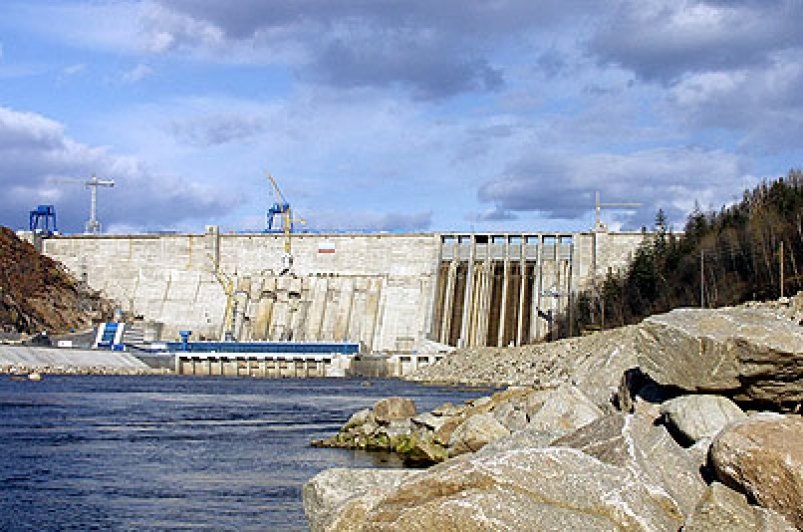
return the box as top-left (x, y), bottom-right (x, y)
top-left (447, 413), bottom-right (509, 456)
top-left (710, 414), bottom-right (803, 528)
top-left (683, 482), bottom-right (795, 532)
top-left (372, 396), bottom-right (416, 424)
top-left (527, 383), bottom-right (604, 440)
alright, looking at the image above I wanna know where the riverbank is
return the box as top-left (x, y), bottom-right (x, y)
top-left (305, 293), bottom-right (803, 530)
top-left (0, 345), bottom-right (169, 376)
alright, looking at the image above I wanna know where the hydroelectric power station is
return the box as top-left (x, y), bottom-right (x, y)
top-left (31, 226), bottom-right (644, 358)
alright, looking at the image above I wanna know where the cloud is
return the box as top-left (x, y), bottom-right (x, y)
top-left (470, 206), bottom-right (518, 222)
top-left (309, 209), bottom-right (432, 232)
top-left (121, 63), bottom-right (153, 83)
top-left (0, 106), bottom-right (236, 233)
top-left (588, 0), bottom-right (803, 83)
top-left (170, 113), bottom-right (265, 146)
top-left (478, 147), bottom-right (753, 229)
top-left (11, 0), bottom-right (601, 99)
top-left (308, 31), bottom-right (504, 99)
top-left (62, 63), bottom-right (86, 76)
top-left (668, 52), bottom-right (803, 150)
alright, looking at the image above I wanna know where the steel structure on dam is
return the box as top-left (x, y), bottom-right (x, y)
top-left (35, 226), bottom-right (646, 353)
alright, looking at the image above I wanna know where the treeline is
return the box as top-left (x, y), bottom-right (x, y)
top-left (560, 169), bottom-right (803, 336)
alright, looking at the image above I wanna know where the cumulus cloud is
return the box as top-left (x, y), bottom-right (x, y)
top-left (478, 147), bottom-right (753, 229)
top-left (589, 0), bottom-right (803, 83)
top-left (0, 106), bottom-right (236, 233)
top-left (11, 0), bottom-right (601, 99)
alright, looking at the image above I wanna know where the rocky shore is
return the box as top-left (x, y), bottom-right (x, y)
top-left (305, 294), bottom-right (803, 530)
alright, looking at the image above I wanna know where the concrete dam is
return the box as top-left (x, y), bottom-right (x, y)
top-left (38, 226), bottom-right (645, 354)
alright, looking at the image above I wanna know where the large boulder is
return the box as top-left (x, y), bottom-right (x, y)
top-left (636, 306), bottom-right (803, 407)
top-left (394, 431), bottom-right (448, 464)
top-left (569, 326), bottom-right (641, 410)
top-left (551, 412), bottom-right (706, 516)
top-left (303, 468), bottom-right (419, 532)
top-left (527, 383), bottom-right (604, 440)
top-left (683, 482), bottom-right (795, 532)
top-left (491, 401), bottom-right (529, 432)
top-left (447, 413), bottom-right (510, 456)
top-left (659, 394), bottom-right (746, 444)
top-left (710, 414), bottom-right (803, 528)
top-left (313, 447), bottom-right (685, 531)
top-left (372, 397), bottom-right (417, 424)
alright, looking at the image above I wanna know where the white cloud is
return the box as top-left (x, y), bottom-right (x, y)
top-left (478, 146), bottom-right (754, 229)
top-left (0, 106), bottom-right (236, 233)
top-left (121, 63), bottom-right (153, 83)
top-left (62, 63), bottom-right (86, 76)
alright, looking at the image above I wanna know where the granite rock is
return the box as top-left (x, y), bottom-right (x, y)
top-left (659, 394), bottom-right (746, 444)
top-left (710, 413), bottom-right (803, 528)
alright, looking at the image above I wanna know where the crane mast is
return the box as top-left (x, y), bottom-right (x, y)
top-left (265, 173), bottom-right (303, 275)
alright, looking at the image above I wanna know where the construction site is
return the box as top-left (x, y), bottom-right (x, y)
top-left (13, 175), bottom-right (648, 376)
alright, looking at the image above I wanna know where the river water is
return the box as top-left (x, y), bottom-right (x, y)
top-left (0, 375), bottom-right (489, 531)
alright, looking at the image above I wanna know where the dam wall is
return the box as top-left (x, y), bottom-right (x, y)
top-left (39, 227), bottom-right (646, 352)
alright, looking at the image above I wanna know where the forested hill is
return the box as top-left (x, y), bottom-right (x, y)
top-left (566, 169), bottom-right (803, 335)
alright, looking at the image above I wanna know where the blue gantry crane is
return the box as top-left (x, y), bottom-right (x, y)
top-left (29, 205), bottom-right (58, 236)
top-left (266, 174), bottom-right (293, 233)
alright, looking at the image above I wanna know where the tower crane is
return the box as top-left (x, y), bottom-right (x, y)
top-left (593, 191), bottom-right (641, 231)
top-left (265, 173), bottom-right (304, 275)
top-left (53, 174), bottom-right (115, 234)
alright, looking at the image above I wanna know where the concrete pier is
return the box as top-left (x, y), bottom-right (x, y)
top-left (174, 353), bottom-right (352, 378)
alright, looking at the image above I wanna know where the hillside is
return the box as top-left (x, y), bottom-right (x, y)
top-left (564, 170), bottom-right (803, 335)
top-left (0, 227), bottom-right (112, 336)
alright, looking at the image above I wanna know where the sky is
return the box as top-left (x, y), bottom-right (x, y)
top-left (1, 0), bottom-right (802, 235)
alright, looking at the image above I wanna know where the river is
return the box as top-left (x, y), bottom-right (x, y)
top-left (0, 375), bottom-right (490, 531)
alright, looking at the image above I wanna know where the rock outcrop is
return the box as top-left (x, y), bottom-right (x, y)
top-left (307, 294), bottom-right (803, 530)
top-left (710, 414), bottom-right (803, 528)
top-left (372, 397), bottom-right (416, 423)
top-left (409, 325), bottom-right (642, 411)
top-left (313, 387), bottom-right (539, 465)
top-left (306, 447), bottom-right (686, 531)
top-left (0, 227), bottom-right (112, 336)
top-left (637, 305), bottom-right (803, 407)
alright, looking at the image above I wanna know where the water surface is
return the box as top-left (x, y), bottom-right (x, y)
top-left (0, 375), bottom-right (489, 531)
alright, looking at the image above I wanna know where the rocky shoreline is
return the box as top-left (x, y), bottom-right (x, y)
top-left (305, 294), bottom-right (803, 530)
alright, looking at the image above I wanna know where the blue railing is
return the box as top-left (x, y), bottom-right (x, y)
top-left (165, 341), bottom-right (359, 355)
